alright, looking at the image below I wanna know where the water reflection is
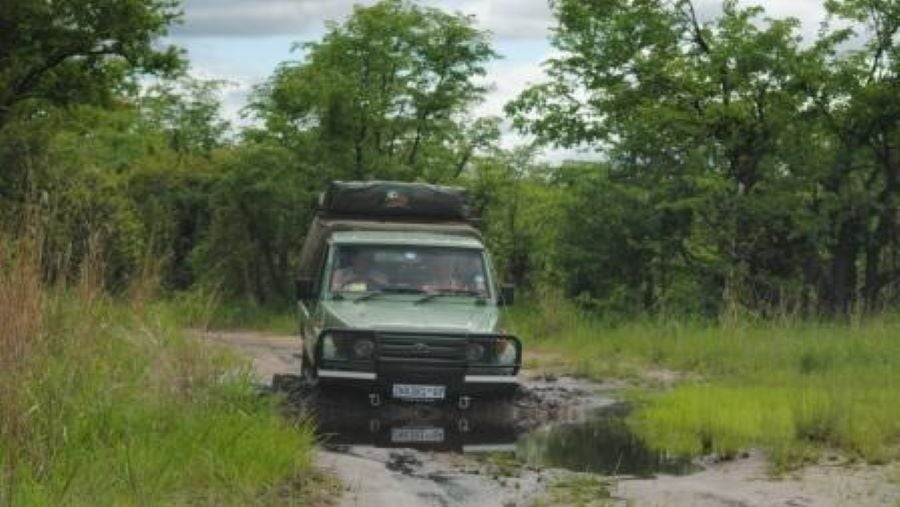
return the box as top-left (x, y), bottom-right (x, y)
top-left (517, 404), bottom-right (700, 477)
top-left (314, 392), bottom-right (517, 453)
top-left (310, 391), bottom-right (699, 477)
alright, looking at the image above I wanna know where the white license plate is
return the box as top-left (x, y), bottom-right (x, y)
top-left (392, 384), bottom-right (446, 400)
top-left (391, 427), bottom-right (445, 443)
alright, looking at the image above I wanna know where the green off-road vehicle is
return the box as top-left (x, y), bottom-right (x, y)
top-left (296, 181), bottom-right (520, 408)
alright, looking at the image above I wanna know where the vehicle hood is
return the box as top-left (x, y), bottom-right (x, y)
top-left (321, 299), bottom-right (500, 334)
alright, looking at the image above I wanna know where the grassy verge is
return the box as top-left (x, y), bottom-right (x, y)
top-left (168, 288), bottom-right (298, 334)
top-left (0, 246), bottom-right (328, 505)
top-left (530, 475), bottom-right (613, 507)
top-left (507, 293), bottom-right (900, 470)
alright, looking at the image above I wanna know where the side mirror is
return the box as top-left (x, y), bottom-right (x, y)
top-left (296, 277), bottom-right (316, 301)
top-left (498, 284), bottom-right (516, 307)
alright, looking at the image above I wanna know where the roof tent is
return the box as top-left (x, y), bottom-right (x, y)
top-left (319, 180), bottom-right (471, 221)
top-left (298, 181), bottom-right (481, 280)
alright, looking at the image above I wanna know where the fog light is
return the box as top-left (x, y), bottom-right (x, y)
top-left (353, 339), bottom-right (375, 359)
top-left (466, 343), bottom-right (485, 362)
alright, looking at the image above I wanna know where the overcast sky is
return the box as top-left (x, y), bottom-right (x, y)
top-left (166, 0), bottom-right (831, 156)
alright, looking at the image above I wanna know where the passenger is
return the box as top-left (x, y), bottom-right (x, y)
top-left (331, 249), bottom-right (388, 292)
top-left (422, 253), bottom-right (485, 295)
top-left (421, 254), bottom-right (456, 293)
top-left (456, 255), bottom-right (488, 295)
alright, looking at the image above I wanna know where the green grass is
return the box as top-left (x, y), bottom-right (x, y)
top-left (530, 475), bottom-right (613, 507)
top-left (167, 288), bottom-right (299, 334)
top-left (1, 290), bottom-right (325, 505)
top-left (507, 295), bottom-right (900, 469)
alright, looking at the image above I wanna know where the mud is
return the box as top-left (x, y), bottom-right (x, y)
top-left (198, 329), bottom-right (900, 507)
top-left (271, 371), bottom-right (630, 507)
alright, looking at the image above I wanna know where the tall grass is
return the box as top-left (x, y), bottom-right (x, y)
top-left (168, 287), bottom-right (298, 334)
top-left (0, 235), bottom-right (323, 505)
top-left (508, 293), bottom-right (900, 469)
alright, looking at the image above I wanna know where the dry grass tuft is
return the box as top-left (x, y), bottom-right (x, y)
top-left (0, 233), bottom-right (45, 501)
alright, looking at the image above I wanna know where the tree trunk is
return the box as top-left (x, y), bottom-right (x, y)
top-left (827, 216), bottom-right (861, 315)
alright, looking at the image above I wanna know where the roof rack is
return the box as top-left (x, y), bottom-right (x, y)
top-left (318, 181), bottom-right (473, 222)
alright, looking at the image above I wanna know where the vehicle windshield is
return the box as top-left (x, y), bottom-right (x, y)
top-left (330, 245), bottom-right (489, 298)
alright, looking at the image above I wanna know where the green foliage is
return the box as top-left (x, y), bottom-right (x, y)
top-left (507, 0), bottom-right (900, 316)
top-left (251, 0), bottom-right (497, 182)
top-left (0, 94), bottom-right (226, 293)
top-left (191, 143), bottom-right (314, 304)
top-left (0, 0), bottom-right (183, 124)
top-left (467, 148), bottom-right (566, 286)
top-left (530, 475), bottom-right (613, 507)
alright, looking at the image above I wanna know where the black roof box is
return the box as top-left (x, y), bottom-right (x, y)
top-left (319, 181), bottom-right (471, 220)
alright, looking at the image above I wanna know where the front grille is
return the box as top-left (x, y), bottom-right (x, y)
top-left (377, 333), bottom-right (466, 365)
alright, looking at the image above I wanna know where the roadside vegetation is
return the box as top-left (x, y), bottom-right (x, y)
top-left (0, 240), bottom-right (325, 506)
top-left (510, 294), bottom-right (900, 470)
top-left (172, 289), bottom-right (298, 335)
top-left (530, 475), bottom-right (613, 507)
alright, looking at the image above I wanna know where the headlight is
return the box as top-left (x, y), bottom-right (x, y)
top-left (352, 339), bottom-right (375, 359)
top-left (466, 343), bottom-right (485, 362)
top-left (320, 333), bottom-right (375, 361)
top-left (494, 338), bottom-right (517, 365)
top-left (466, 338), bottom-right (518, 365)
top-left (321, 334), bottom-right (340, 360)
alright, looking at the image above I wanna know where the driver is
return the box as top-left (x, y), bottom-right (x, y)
top-left (331, 248), bottom-right (388, 292)
top-left (421, 253), bottom-right (485, 294)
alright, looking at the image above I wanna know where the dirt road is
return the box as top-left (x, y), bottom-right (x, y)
top-left (198, 330), bottom-right (900, 507)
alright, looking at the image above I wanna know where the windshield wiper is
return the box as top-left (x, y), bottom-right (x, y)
top-left (352, 286), bottom-right (426, 303)
top-left (415, 289), bottom-right (486, 305)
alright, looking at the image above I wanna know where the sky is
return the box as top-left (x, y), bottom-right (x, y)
top-left (166, 0), bottom-right (832, 157)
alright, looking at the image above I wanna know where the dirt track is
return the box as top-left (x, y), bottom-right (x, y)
top-left (198, 329), bottom-right (900, 507)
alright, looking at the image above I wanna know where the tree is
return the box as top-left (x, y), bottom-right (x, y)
top-left (0, 0), bottom-right (183, 126)
top-left (139, 78), bottom-right (231, 158)
top-left (251, 0), bottom-right (497, 184)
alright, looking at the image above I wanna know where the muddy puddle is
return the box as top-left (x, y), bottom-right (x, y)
top-left (515, 405), bottom-right (700, 477)
top-left (282, 376), bottom-right (698, 479)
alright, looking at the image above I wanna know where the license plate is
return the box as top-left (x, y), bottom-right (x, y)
top-left (392, 384), bottom-right (446, 400)
top-left (391, 427), bottom-right (445, 443)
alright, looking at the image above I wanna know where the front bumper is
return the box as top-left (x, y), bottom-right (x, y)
top-left (315, 329), bottom-right (521, 398)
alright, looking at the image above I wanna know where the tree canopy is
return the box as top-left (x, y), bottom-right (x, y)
top-left (506, 0), bottom-right (900, 315)
top-left (251, 0), bottom-right (497, 183)
top-left (0, 0), bottom-right (183, 126)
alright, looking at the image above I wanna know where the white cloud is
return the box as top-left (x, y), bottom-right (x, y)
top-left (171, 0), bottom-right (375, 37)
top-left (475, 59), bottom-right (548, 118)
top-left (173, 0), bottom-right (556, 40)
top-left (690, 0), bottom-right (829, 43)
top-left (454, 0), bottom-right (553, 39)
